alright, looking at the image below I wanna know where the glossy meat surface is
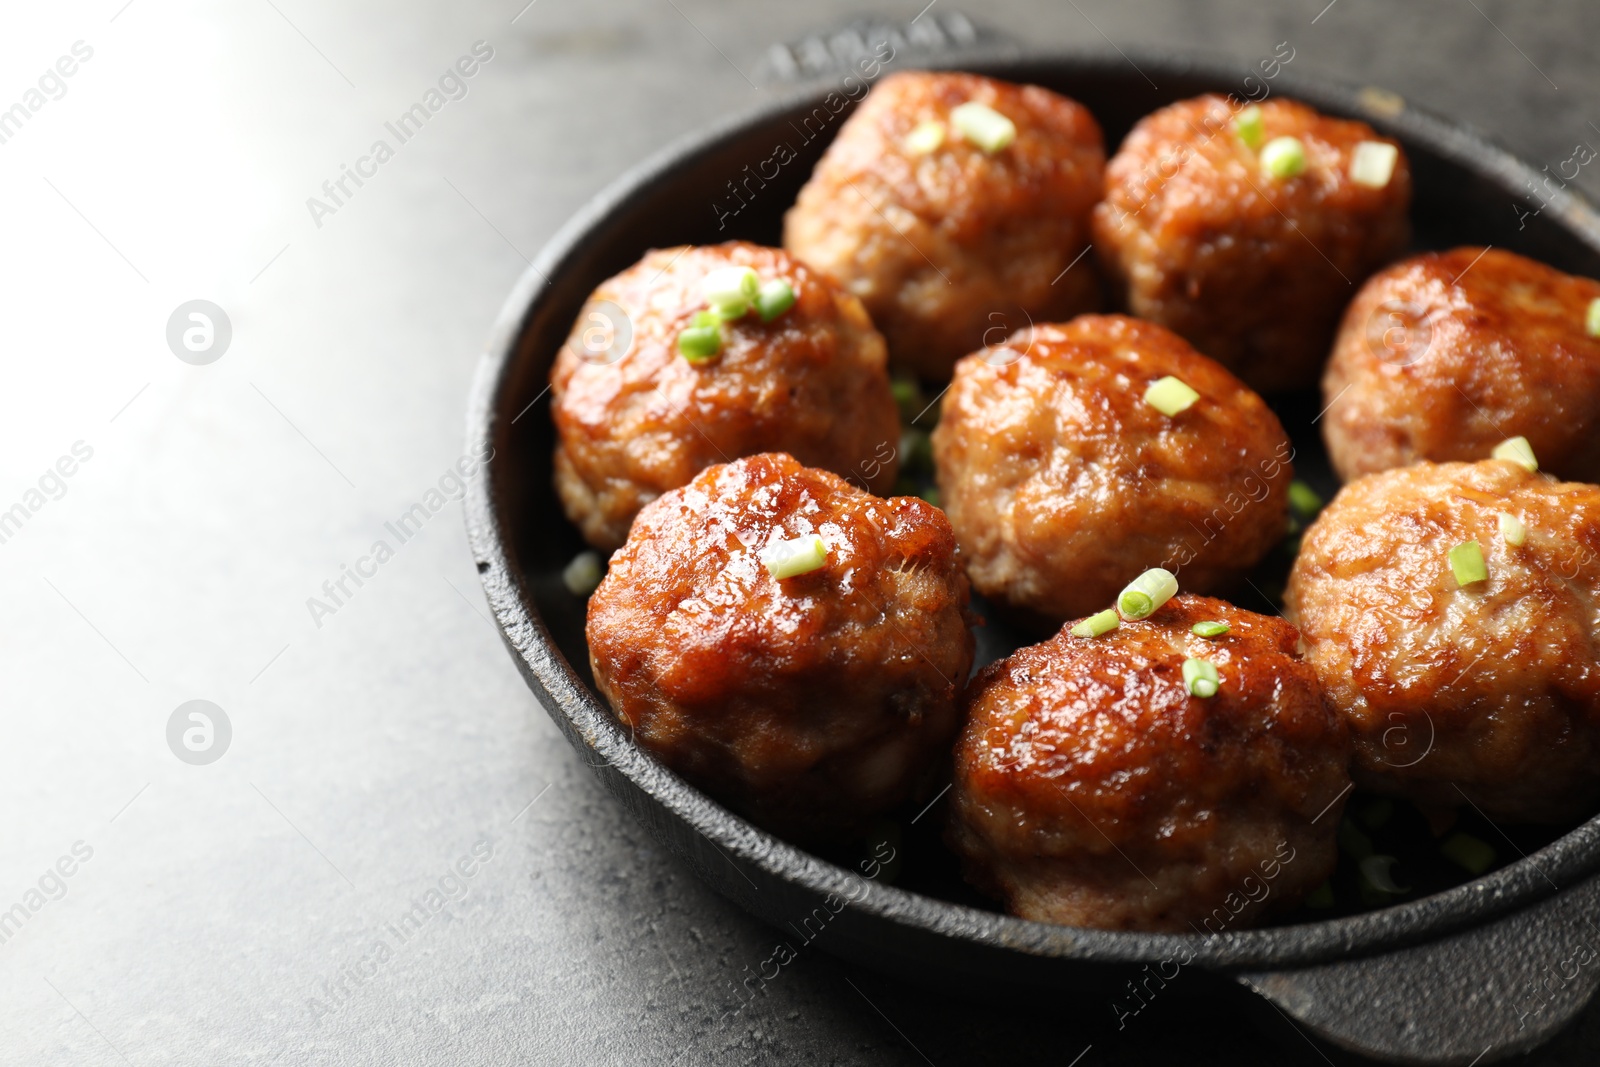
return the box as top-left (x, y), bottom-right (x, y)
top-left (552, 242), bottom-right (900, 549)
top-left (931, 315), bottom-right (1292, 624)
top-left (948, 594), bottom-right (1349, 931)
top-left (784, 70), bottom-right (1104, 381)
top-left (1093, 94), bottom-right (1411, 392)
top-left (586, 453), bottom-right (974, 842)
top-left (1322, 247), bottom-right (1600, 482)
top-left (1285, 460), bottom-right (1600, 822)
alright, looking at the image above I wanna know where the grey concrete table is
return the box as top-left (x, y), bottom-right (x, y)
top-left (1, 1), bottom-right (1594, 1063)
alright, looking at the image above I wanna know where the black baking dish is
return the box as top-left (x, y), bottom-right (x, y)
top-left (464, 49), bottom-right (1600, 1065)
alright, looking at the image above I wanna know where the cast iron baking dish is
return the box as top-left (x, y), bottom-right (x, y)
top-left (464, 49), bottom-right (1600, 1065)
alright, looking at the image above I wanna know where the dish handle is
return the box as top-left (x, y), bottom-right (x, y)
top-left (1235, 871), bottom-right (1600, 1064)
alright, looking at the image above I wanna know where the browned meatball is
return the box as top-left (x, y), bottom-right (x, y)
top-left (1322, 248), bottom-right (1600, 482)
top-left (585, 452), bottom-right (974, 843)
top-left (932, 315), bottom-right (1293, 626)
top-left (948, 594), bottom-right (1349, 931)
top-left (783, 71), bottom-right (1104, 382)
top-left (551, 242), bottom-right (900, 549)
top-left (1285, 460), bottom-right (1600, 823)
top-left (1093, 94), bottom-right (1411, 392)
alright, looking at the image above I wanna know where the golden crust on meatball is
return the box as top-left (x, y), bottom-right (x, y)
top-left (1285, 460), bottom-right (1600, 822)
top-left (948, 594), bottom-right (1349, 931)
top-left (784, 70), bottom-right (1104, 381)
top-left (586, 453), bottom-right (975, 843)
top-left (552, 242), bottom-right (900, 550)
top-left (1093, 94), bottom-right (1411, 392)
top-left (931, 315), bottom-right (1293, 625)
top-left (1322, 247), bottom-right (1600, 482)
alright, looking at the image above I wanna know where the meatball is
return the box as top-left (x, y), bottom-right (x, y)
top-left (783, 71), bottom-right (1104, 382)
top-left (1093, 94), bottom-right (1411, 392)
top-left (948, 594), bottom-right (1349, 931)
top-left (932, 315), bottom-right (1293, 626)
top-left (1321, 247), bottom-right (1600, 482)
top-left (1285, 460), bottom-right (1600, 823)
top-left (551, 242), bottom-right (900, 550)
top-left (585, 452), bottom-right (975, 843)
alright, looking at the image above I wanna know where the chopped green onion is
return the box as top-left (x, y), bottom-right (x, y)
top-left (1144, 375), bottom-right (1200, 416)
top-left (678, 318), bottom-right (722, 362)
top-left (1491, 435), bottom-right (1538, 471)
top-left (904, 119), bottom-right (946, 155)
top-left (755, 278), bottom-right (796, 323)
top-left (1498, 511), bottom-right (1527, 546)
top-left (1350, 140), bottom-right (1399, 187)
top-left (761, 533), bottom-right (829, 579)
top-left (899, 427), bottom-right (932, 470)
top-left (1118, 568), bottom-right (1178, 620)
top-left (701, 266), bottom-right (760, 320)
top-left (1359, 854), bottom-right (1410, 895)
top-left (1587, 297), bottom-right (1600, 338)
top-left (891, 376), bottom-right (921, 423)
top-left (1182, 657), bottom-right (1220, 698)
top-left (1191, 620), bottom-right (1230, 638)
top-left (1260, 135), bottom-right (1307, 179)
top-left (561, 550), bottom-right (605, 596)
top-left (1440, 832), bottom-right (1497, 875)
top-left (1071, 608), bottom-right (1121, 638)
top-left (950, 101), bottom-right (1016, 154)
top-left (1288, 480), bottom-right (1323, 517)
top-left (1305, 881), bottom-right (1335, 908)
top-left (1233, 104), bottom-right (1264, 149)
top-left (1449, 540), bottom-right (1488, 586)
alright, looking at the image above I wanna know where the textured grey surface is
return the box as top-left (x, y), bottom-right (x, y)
top-left (2, 1), bottom-right (1597, 1064)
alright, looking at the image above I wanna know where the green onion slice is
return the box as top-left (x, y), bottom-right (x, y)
top-left (1498, 511), bottom-right (1526, 546)
top-left (1588, 297), bottom-right (1600, 338)
top-left (761, 533), bottom-right (828, 579)
top-left (1359, 854), bottom-right (1411, 895)
top-left (904, 120), bottom-right (946, 155)
top-left (1182, 657), bottom-right (1220, 698)
top-left (1071, 608), bottom-right (1121, 638)
top-left (1260, 135), bottom-right (1307, 179)
top-left (561, 549), bottom-right (605, 597)
top-left (950, 102), bottom-right (1016, 154)
top-left (1233, 104), bottom-right (1264, 149)
top-left (1350, 140), bottom-right (1399, 188)
top-left (1491, 435), bottom-right (1538, 472)
top-left (1144, 375), bottom-right (1200, 416)
top-left (755, 278), bottom-right (796, 323)
top-left (1118, 568), bottom-right (1178, 620)
top-left (1440, 832), bottom-right (1497, 875)
top-left (678, 321), bottom-right (722, 362)
top-left (1288, 480), bottom-right (1323, 517)
top-left (1449, 540), bottom-right (1488, 586)
top-left (1191, 620), bottom-right (1230, 638)
top-left (701, 266), bottom-right (760, 320)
